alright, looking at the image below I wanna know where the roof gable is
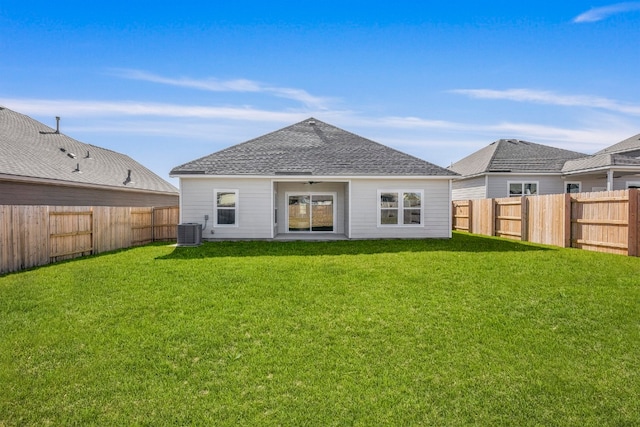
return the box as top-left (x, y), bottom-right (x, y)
top-left (0, 107), bottom-right (178, 194)
top-left (450, 139), bottom-right (588, 176)
top-left (171, 118), bottom-right (457, 177)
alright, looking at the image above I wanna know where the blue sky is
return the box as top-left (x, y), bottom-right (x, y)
top-left (2, 1), bottom-right (640, 185)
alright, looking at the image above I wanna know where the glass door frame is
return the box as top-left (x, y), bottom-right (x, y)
top-left (285, 192), bottom-right (337, 233)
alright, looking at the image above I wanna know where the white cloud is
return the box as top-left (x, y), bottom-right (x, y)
top-left (451, 88), bottom-right (640, 116)
top-left (573, 2), bottom-right (640, 23)
top-left (3, 96), bottom-right (636, 157)
top-left (0, 97), bottom-right (316, 122)
top-left (109, 69), bottom-right (335, 109)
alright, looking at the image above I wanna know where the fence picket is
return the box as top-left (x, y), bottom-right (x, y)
top-left (453, 190), bottom-right (638, 257)
top-left (1, 205), bottom-right (178, 275)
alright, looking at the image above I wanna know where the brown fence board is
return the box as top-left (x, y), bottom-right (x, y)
top-left (454, 190), bottom-right (640, 257)
top-left (452, 200), bottom-right (470, 231)
top-left (1, 205), bottom-right (179, 275)
top-left (153, 206), bottom-right (179, 241)
top-left (494, 197), bottom-right (521, 240)
top-left (527, 194), bottom-right (566, 247)
top-left (49, 207), bottom-right (93, 262)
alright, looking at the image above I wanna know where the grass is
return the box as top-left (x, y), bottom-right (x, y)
top-left (1, 233), bottom-right (640, 426)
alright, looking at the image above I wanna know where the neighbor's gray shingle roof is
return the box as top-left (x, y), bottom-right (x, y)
top-left (0, 107), bottom-right (178, 194)
top-left (594, 133), bottom-right (640, 157)
top-left (449, 139), bottom-right (588, 177)
top-left (171, 118), bottom-right (458, 177)
top-left (562, 152), bottom-right (640, 173)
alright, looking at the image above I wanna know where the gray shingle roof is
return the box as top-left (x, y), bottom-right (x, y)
top-left (0, 107), bottom-right (178, 194)
top-left (450, 139), bottom-right (588, 177)
top-left (171, 118), bottom-right (457, 177)
top-left (595, 133), bottom-right (640, 157)
top-left (563, 152), bottom-right (640, 173)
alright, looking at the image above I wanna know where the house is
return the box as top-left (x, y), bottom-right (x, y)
top-left (170, 118), bottom-right (458, 240)
top-left (561, 133), bottom-right (640, 191)
top-left (449, 139), bottom-right (587, 200)
top-left (0, 106), bottom-right (179, 206)
top-left (450, 134), bottom-right (640, 200)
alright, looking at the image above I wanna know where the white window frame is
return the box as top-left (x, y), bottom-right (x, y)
top-left (214, 189), bottom-right (239, 227)
top-left (507, 181), bottom-right (539, 197)
top-left (626, 181), bottom-right (640, 189)
top-left (565, 181), bottom-right (582, 194)
top-left (377, 190), bottom-right (424, 227)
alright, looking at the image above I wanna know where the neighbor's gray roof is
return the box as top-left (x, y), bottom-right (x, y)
top-left (449, 139), bottom-right (588, 177)
top-left (562, 152), bottom-right (640, 173)
top-left (171, 118), bottom-right (458, 177)
top-left (0, 107), bottom-right (178, 194)
top-left (594, 133), bottom-right (640, 157)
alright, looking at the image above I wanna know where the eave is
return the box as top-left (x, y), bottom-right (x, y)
top-left (0, 173), bottom-right (179, 196)
top-left (171, 173), bottom-right (457, 181)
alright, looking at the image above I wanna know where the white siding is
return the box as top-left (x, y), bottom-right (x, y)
top-left (614, 174), bottom-right (640, 190)
top-left (180, 177), bottom-right (272, 239)
top-left (452, 176), bottom-right (486, 200)
top-left (565, 177), bottom-right (606, 193)
top-left (180, 177), bottom-right (452, 240)
top-left (486, 174), bottom-right (565, 198)
top-left (350, 178), bottom-right (451, 239)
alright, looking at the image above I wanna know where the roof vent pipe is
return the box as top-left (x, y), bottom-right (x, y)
top-left (55, 116), bottom-right (60, 134)
top-left (123, 169), bottom-right (132, 185)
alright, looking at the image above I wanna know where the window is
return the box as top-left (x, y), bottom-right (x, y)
top-left (565, 182), bottom-right (581, 193)
top-left (378, 190), bottom-right (423, 226)
top-left (626, 182), bottom-right (640, 189)
top-left (214, 190), bottom-right (238, 226)
top-left (508, 181), bottom-right (538, 197)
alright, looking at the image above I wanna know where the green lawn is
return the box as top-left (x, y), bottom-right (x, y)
top-left (1, 233), bottom-right (639, 426)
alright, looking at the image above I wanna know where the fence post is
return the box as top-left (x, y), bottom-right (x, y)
top-left (490, 199), bottom-right (496, 236)
top-left (520, 196), bottom-right (528, 242)
top-left (151, 206), bottom-right (156, 242)
top-left (468, 200), bottom-right (474, 234)
top-left (629, 189), bottom-right (638, 257)
top-left (563, 193), bottom-right (572, 248)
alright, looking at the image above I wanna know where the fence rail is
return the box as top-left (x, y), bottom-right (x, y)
top-left (1, 205), bottom-right (179, 274)
top-left (453, 189), bottom-right (640, 256)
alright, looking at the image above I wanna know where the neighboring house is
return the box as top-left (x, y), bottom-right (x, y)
top-left (449, 139), bottom-right (587, 200)
top-left (562, 133), bottom-right (640, 192)
top-left (450, 134), bottom-right (640, 200)
top-left (0, 106), bottom-right (179, 206)
top-left (170, 118), bottom-right (458, 240)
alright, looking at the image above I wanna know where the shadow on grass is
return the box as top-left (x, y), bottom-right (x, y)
top-left (157, 233), bottom-right (553, 260)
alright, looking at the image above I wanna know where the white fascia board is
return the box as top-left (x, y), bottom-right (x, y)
top-left (174, 174), bottom-right (455, 181)
top-left (454, 171), bottom-right (561, 180)
top-left (563, 166), bottom-right (640, 176)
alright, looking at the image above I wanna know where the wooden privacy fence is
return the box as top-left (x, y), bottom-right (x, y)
top-left (1, 205), bottom-right (179, 274)
top-left (453, 189), bottom-right (640, 256)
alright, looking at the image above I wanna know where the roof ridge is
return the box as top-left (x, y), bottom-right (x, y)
top-left (485, 139), bottom-right (504, 170)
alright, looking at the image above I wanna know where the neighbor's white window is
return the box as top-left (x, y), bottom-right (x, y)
top-left (378, 190), bottom-right (423, 226)
top-left (565, 182), bottom-right (582, 193)
top-left (626, 181), bottom-right (640, 189)
top-left (214, 189), bottom-right (238, 226)
top-left (508, 181), bottom-right (538, 197)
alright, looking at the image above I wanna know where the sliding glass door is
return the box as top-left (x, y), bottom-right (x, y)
top-left (288, 193), bottom-right (335, 232)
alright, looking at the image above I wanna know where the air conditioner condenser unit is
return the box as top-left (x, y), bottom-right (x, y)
top-left (177, 223), bottom-right (202, 246)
